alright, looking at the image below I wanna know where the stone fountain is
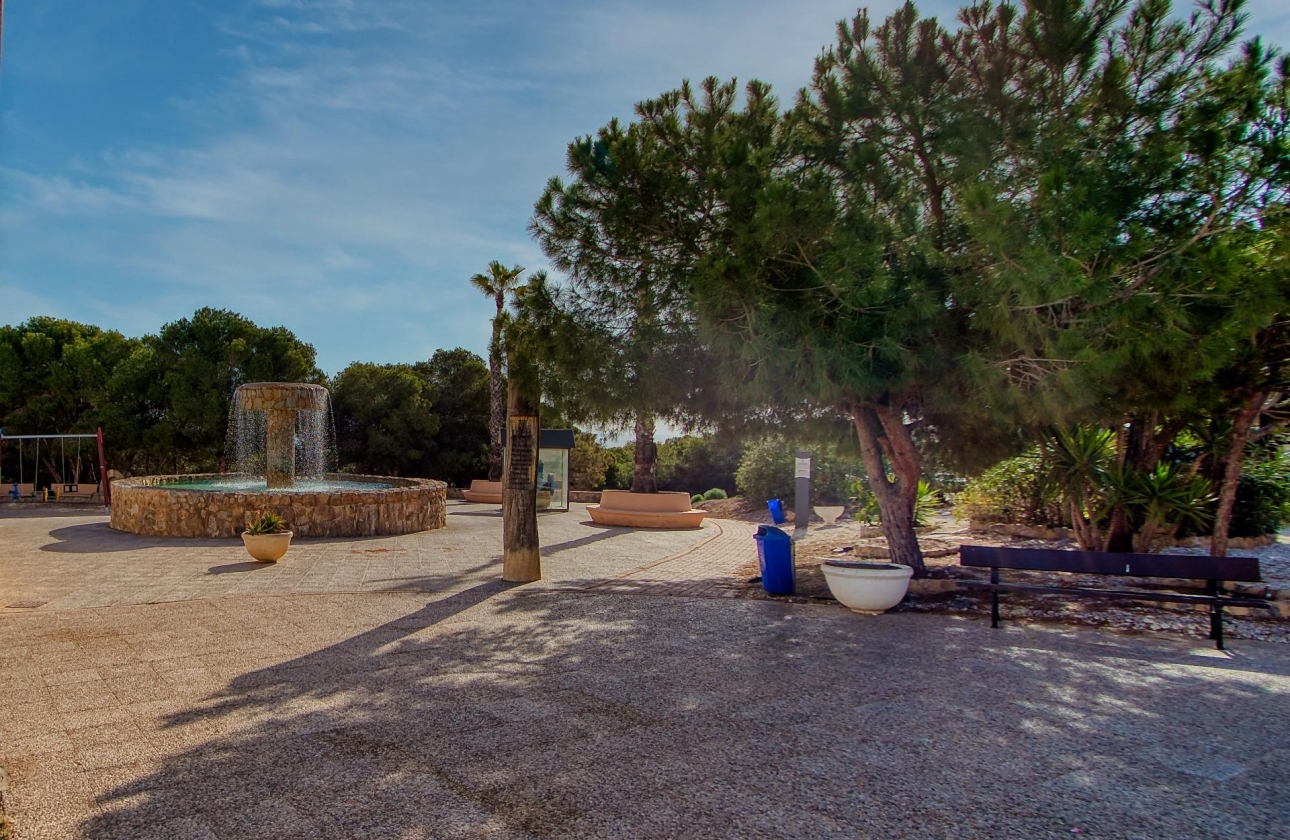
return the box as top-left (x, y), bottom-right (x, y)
top-left (108, 381), bottom-right (447, 538)
top-left (230, 382), bottom-right (331, 489)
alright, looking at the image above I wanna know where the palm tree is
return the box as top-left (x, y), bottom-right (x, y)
top-left (470, 261), bottom-right (525, 481)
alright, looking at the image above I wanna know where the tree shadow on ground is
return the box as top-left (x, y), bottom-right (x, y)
top-left (540, 528), bottom-right (629, 555)
top-left (80, 592), bottom-right (1290, 840)
top-left (40, 522), bottom-right (234, 553)
top-left (0, 504), bottom-right (105, 519)
top-left (40, 522), bottom-right (414, 554)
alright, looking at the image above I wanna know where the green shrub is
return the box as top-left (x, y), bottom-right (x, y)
top-left (955, 451), bottom-right (1062, 526)
top-left (570, 432), bottom-right (613, 490)
top-left (691, 493), bottom-right (705, 505)
top-left (849, 479), bottom-right (881, 525)
top-left (602, 444), bottom-right (636, 490)
top-left (735, 437), bottom-right (858, 504)
top-left (851, 478), bottom-right (939, 526)
top-left (1229, 453), bottom-right (1290, 537)
top-left (702, 487), bottom-right (728, 501)
top-left (657, 436), bottom-right (743, 496)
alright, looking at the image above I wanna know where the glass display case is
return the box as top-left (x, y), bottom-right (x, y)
top-left (536, 446), bottom-right (568, 511)
top-left (535, 429), bottom-right (574, 512)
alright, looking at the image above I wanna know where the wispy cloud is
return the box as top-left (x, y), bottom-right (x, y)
top-left (5, 0), bottom-right (1286, 374)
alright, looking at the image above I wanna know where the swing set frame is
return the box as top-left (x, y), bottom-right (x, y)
top-left (0, 427), bottom-right (112, 506)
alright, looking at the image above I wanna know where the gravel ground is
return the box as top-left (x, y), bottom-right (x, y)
top-left (3, 590), bottom-right (1289, 839)
top-left (751, 516), bottom-right (1290, 645)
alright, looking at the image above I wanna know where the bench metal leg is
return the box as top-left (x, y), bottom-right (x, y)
top-left (991, 568), bottom-right (1000, 628)
top-left (1208, 581), bottom-right (1225, 651)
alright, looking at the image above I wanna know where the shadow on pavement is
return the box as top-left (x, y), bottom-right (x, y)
top-left (206, 561), bottom-right (274, 575)
top-left (78, 591), bottom-right (1290, 840)
top-left (41, 522), bottom-right (233, 553)
top-left (540, 528), bottom-right (629, 555)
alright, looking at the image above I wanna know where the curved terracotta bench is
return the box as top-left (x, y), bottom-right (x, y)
top-left (462, 479), bottom-right (503, 504)
top-left (588, 490), bottom-right (707, 529)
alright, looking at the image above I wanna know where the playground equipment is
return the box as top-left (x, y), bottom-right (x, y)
top-left (0, 428), bottom-right (111, 505)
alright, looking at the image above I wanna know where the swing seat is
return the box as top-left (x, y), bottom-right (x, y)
top-left (52, 483), bottom-right (100, 501)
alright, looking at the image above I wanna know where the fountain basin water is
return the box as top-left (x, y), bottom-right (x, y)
top-left (109, 473), bottom-right (447, 538)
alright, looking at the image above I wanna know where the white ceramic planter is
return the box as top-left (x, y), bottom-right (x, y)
top-left (820, 560), bottom-right (913, 614)
top-left (813, 505), bottom-right (846, 524)
top-left (242, 531), bottom-right (293, 562)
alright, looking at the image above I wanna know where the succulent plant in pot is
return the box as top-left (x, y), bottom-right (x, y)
top-left (242, 511), bottom-right (293, 562)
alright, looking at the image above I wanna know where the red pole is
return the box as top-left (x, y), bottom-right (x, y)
top-left (97, 427), bottom-right (111, 507)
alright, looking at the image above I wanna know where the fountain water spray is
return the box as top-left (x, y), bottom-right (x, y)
top-left (227, 382), bottom-right (335, 489)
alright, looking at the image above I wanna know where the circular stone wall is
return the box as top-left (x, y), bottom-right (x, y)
top-left (109, 474), bottom-right (447, 538)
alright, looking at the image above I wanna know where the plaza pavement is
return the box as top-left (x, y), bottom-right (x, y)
top-left (0, 502), bottom-right (748, 611)
top-left (2, 504), bottom-right (1289, 839)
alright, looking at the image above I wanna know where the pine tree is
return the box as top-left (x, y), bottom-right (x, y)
top-left (528, 116), bottom-right (718, 493)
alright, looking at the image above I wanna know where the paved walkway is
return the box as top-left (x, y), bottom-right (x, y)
top-left (0, 502), bottom-right (742, 612)
top-left (556, 518), bottom-right (759, 598)
top-left (3, 589), bottom-right (1288, 839)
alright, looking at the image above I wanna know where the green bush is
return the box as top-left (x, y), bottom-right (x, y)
top-left (957, 442), bottom-right (1290, 538)
top-left (602, 444), bottom-right (636, 490)
top-left (656, 436), bottom-right (743, 495)
top-left (569, 432), bottom-right (613, 490)
top-left (735, 437), bottom-right (857, 504)
top-left (702, 487), bottom-right (728, 501)
top-left (955, 451), bottom-right (1062, 526)
top-left (1229, 453), bottom-right (1290, 537)
top-left (851, 478), bottom-right (939, 526)
top-left (691, 493), bottom-right (705, 505)
top-left (849, 479), bottom-right (881, 525)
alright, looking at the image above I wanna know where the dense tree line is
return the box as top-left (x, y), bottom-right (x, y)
top-left (0, 309), bottom-right (492, 487)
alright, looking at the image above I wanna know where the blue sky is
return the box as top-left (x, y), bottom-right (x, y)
top-left (3, 0), bottom-right (1290, 376)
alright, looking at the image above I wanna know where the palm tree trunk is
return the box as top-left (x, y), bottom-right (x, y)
top-left (502, 379), bottom-right (541, 582)
top-left (631, 414), bottom-right (658, 493)
top-left (486, 296), bottom-right (505, 481)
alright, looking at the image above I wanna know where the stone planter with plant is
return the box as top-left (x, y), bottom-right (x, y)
top-left (241, 511), bottom-right (293, 562)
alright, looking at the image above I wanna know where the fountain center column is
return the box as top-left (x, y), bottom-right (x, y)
top-left (232, 382), bottom-right (330, 489)
top-left (265, 408), bottom-right (297, 489)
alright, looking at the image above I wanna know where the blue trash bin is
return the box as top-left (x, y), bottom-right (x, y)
top-left (754, 525), bottom-right (795, 595)
top-left (766, 498), bottom-right (786, 524)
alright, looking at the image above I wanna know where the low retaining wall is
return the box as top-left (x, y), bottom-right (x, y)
top-left (110, 473), bottom-right (447, 538)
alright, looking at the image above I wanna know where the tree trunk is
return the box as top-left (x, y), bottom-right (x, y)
top-left (631, 414), bottom-right (658, 493)
top-left (486, 296), bottom-right (506, 482)
top-left (502, 379), bottom-right (541, 582)
top-left (850, 402), bottom-right (926, 576)
top-left (1211, 393), bottom-right (1263, 557)
top-left (1105, 414), bottom-right (1186, 552)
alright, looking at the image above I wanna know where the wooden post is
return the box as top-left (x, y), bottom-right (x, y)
top-left (97, 427), bottom-right (111, 507)
top-left (502, 380), bottom-right (541, 582)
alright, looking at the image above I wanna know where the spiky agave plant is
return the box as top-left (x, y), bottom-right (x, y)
top-left (244, 511), bottom-right (288, 535)
top-left (1042, 427), bottom-right (1115, 550)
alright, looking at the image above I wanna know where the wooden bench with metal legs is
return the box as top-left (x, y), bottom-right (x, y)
top-left (958, 545), bottom-right (1270, 650)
